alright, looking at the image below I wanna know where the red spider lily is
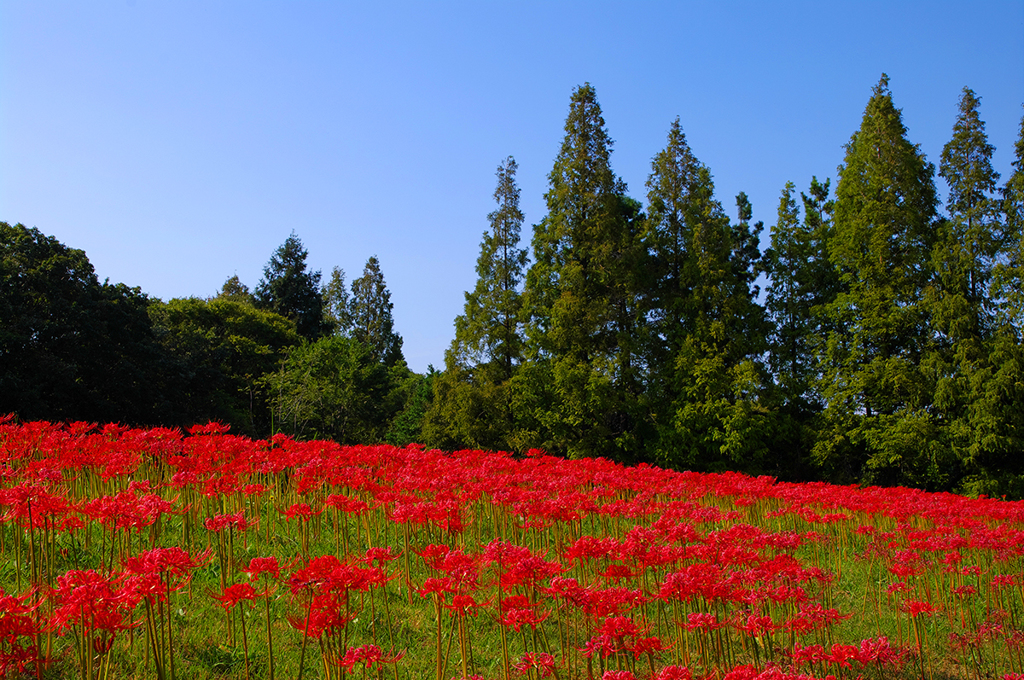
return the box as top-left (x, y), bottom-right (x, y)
top-left (0, 588), bottom-right (42, 675)
top-left (286, 593), bottom-right (357, 639)
top-left (597, 615), bottom-right (643, 642)
top-left (121, 547), bottom-right (210, 583)
top-left (514, 651), bottom-right (557, 678)
top-left (204, 510), bottom-right (257, 532)
top-left (855, 636), bottom-right (911, 667)
top-left (601, 671), bottom-right (637, 680)
top-left (580, 635), bottom-right (617, 660)
top-left (629, 635), bottom-right (671, 660)
top-left (188, 422), bottom-right (232, 435)
top-left (47, 570), bottom-right (139, 631)
top-left (416, 544), bottom-right (452, 570)
top-left (445, 594), bottom-right (488, 617)
top-left (685, 612), bottom-right (722, 632)
top-left (543, 577), bottom-right (590, 608)
top-left (211, 583), bottom-right (260, 610)
top-left (654, 667), bottom-right (693, 680)
top-left (245, 556), bottom-right (282, 581)
top-left (500, 606), bottom-right (549, 632)
top-left (902, 600), bottom-right (939, 618)
top-left (288, 555), bottom-right (386, 595)
top-left (324, 493), bottom-right (369, 514)
top-left (415, 577), bottom-right (457, 598)
top-left (282, 502), bottom-right (322, 521)
top-left (361, 546), bottom-right (400, 566)
top-left (336, 644), bottom-right (404, 671)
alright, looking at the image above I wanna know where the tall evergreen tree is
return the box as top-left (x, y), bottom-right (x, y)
top-left (927, 88), bottom-right (1004, 490)
top-left (254, 232), bottom-right (328, 340)
top-left (763, 183), bottom-right (812, 407)
top-left (934, 87), bottom-right (1003, 341)
top-left (644, 120), bottom-right (771, 473)
top-left (322, 266), bottom-right (353, 336)
top-left (217, 275), bottom-right (253, 305)
top-left (967, 108), bottom-right (1024, 498)
top-left (763, 177), bottom-right (840, 414)
top-left (519, 83), bottom-right (648, 459)
top-left (815, 75), bottom-right (942, 487)
top-left (995, 109), bottom-right (1024, 329)
top-left (424, 157), bottom-right (528, 451)
top-left (350, 256), bottom-right (404, 366)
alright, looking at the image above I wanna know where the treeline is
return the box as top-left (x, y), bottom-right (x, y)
top-left (0, 225), bottom-right (431, 446)
top-left (426, 77), bottom-right (1024, 498)
top-left (3, 75), bottom-right (1023, 497)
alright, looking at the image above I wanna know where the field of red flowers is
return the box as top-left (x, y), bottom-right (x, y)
top-left (0, 416), bottom-right (1021, 680)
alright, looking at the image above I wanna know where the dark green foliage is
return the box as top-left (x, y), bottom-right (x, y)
top-left (217, 275), bottom-right (254, 305)
top-left (322, 266), bottom-right (353, 336)
top-left (520, 84), bottom-right (650, 460)
top-left (643, 120), bottom-right (773, 474)
top-left (387, 366), bottom-right (436, 446)
top-left (350, 256), bottom-right (404, 366)
top-left (815, 74), bottom-right (943, 488)
top-left (149, 297), bottom-right (301, 434)
top-left (763, 178), bottom-right (840, 415)
top-left (254, 232), bottom-right (329, 340)
top-left (425, 157), bottom-right (529, 452)
top-left (960, 108), bottom-right (1024, 499)
top-left (264, 335), bottom-right (400, 444)
top-left (0, 222), bottom-right (170, 424)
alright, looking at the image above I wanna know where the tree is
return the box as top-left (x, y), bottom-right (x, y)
top-left (424, 156), bottom-right (529, 451)
top-left (994, 108), bottom-right (1024, 329)
top-left (763, 182), bottom-right (812, 407)
top-left (762, 178), bottom-right (840, 414)
top-left (265, 335), bottom-right (398, 444)
top-left (350, 256), bottom-right (404, 366)
top-left (519, 83), bottom-right (648, 459)
top-left (964, 107), bottom-right (1024, 499)
top-left (933, 87), bottom-right (1003, 341)
top-left (0, 222), bottom-right (171, 425)
top-left (815, 75), bottom-right (942, 487)
top-left (322, 266), bottom-right (353, 336)
top-left (642, 121), bottom-right (773, 474)
top-left (217, 275), bottom-right (254, 305)
top-left (149, 297), bottom-right (301, 434)
top-left (924, 88), bottom-right (1005, 490)
top-left (254, 232), bottom-right (328, 340)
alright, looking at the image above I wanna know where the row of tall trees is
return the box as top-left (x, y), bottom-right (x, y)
top-left (1, 224), bottom-right (427, 444)
top-left (5, 76), bottom-right (1023, 497)
top-left (426, 78), bottom-right (1024, 497)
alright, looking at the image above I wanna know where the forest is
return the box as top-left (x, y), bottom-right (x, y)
top-left (3, 75), bottom-right (1023, 498)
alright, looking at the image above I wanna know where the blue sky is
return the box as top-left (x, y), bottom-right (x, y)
top-left (2, 1), bottom-right (1023, 373)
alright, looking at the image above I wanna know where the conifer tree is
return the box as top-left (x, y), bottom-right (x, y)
top-left (644, 119), bottom-right (771, 472)
top-left (350, 256), bottom-right (404, 366)
top-left (926, 88), bottom-right (1004, 488)
top-left (995, 109), bottom-right (1024, 328)
top-left (322, 266), bottom-right (353, 336)
top-left (967, 108), bottom-right (1024, 498)
top-left (519, 83), bottom-right (648, 459)
top-left (934, 87), bottom-right (1003, 340)
top-left (424, 156), bottom-right (529, 451)
top-left (763, 178), bottom-right (841, 413)
top-left (763, 183), bottom-right (812, 406)
top-left (815, 75), bottom-right (942, 487)
top-left (217, 275), bottom-right (253, 305)
top-left (254, 232), bottom-right (328, 340)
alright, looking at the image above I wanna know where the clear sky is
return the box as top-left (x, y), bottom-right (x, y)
top-left (2, 1), bottom-right (1023, 373)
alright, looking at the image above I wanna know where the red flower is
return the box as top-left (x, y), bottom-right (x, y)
top-left (245, 556), bottom-right (281, 582)
top-left (211, 583), bottom-right (259, 611)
